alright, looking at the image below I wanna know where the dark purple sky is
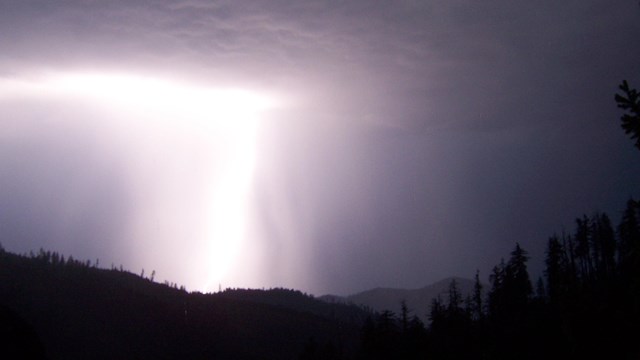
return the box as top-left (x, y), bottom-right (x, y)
top-left (1, 0), bottom-right (639, 295)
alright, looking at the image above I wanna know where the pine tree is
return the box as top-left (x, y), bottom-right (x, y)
top-left (615, 80), bottom-right (640, 150)
top-left (488, 259), bottom-right (506, 319)
top-left (574, 216), bottom-right (593, 280)
top-left (447, 279), bottom-right (463, 318)
top-left (488, 244), bottom-right (533, 325)
top-left (545, 235), bottom-right (568, 304)
top-left (592, 213), bottom-right (616, 280)
top-left (618, 199), bottom-right (640, 275)
top-left (617, 199), bottom-right (640, 319)
top-left (400, 300), bottom-right (409, 334)
top-left (505, 243), bottom-right (532, 308)
top-left (429, 296), bottom-right (446, 329)
top-left (471, 270), bottom-right (483, 321)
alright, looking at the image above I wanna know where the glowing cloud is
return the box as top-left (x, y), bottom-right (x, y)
top-left (0, 71), bottom-right (280, 291)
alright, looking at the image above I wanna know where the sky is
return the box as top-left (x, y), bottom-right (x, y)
top-left (1, 0), bottom-right (639, 296)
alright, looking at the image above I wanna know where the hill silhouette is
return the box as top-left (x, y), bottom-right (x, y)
top-left (2, 192), bottom-right (638, 360)
top-left (0, 248), bottom-right (363, 359)
top-left (215, 288), bottom-right (370, 324)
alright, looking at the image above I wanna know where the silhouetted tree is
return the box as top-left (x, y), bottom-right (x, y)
top-left (618, 199), bottom-right (640, 276)
top-left (470, 270), bottom-right (483, 321)
top-left (536, 203), bottom-right (640, 358)
top-left (485, 244), bottom-right (536, 358)
top-left (376, 310), bottom-right (397, 336)
top-left (397, 300), bottom-right (425, 360)
top-left (591, 213), bottom-right (617, 280)
top-left (427, 280), bottom-right (476, 359)
top-left (574, 216), bottom-right (594, 280)
top-left (505, 243), bottom-right (533, 309)
top-left (447, 280), bottom-right (463, 316)
top-left (428, 296), bottom-right (445, 330)
top-left (617, 199), bottom-right (640, 321)
top-left (399, 300), bottom-right (409, 334)
top-left (615, 80), bottom-right (640, 150)
top-left (487, 259), bottom-right (506, 319)
top-left (374, 310), bottom-right (399, 359)
top-left (545, 235), bottom-right (569, 304)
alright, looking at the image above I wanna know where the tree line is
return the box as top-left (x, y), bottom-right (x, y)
top-left (0, 245), bottom-right (185, 291)
top-left (344, 79), bottom-right (640, 360)
top-left (353, 198), bottom-right (639, 359)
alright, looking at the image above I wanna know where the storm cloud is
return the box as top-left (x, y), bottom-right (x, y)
top-left (1, 0), bottom-right (639, 295)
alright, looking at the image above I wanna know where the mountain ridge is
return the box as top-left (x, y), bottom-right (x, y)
top-left (0, 247), bottom-right (363, 359)
top-left (320, 276), bottom-right (477, 322)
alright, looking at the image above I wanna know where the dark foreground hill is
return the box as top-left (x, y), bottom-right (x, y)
top-left (215, 288), bottom-right (370, 324)
top-left (0, 248), bottom-right (364, 360)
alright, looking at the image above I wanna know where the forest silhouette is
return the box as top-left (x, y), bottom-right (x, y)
top-left (357, 201), bottom-right (640, 359)
top-left (0, 81), bottom-right (639, 359)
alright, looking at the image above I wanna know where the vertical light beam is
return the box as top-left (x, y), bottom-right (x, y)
top-left (0, 71), bottom-right (278, 292)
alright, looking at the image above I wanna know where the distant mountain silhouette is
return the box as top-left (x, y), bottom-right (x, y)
top-left (320, 277), bottom-right (476, 322)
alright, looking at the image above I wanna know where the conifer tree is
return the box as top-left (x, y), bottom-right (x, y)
top-left (615, 80), bottom-right (640, 150)
top-left (545, 235), bottom-right (567, 304)
top-left (618, 199), bottom-right (640, 275)
top-left (488, 259), bottom-right (506, 319)
top-left (505, 243), bottom-right (532, 307)
top-left (471, 270), bottom-right (483, 321)
top-left (617, 199), bottom-right (640, 318)
top-left (447, 279), bottom-right (463, 317)
top-left (400, 300), bottom-right (409, 334)
top-left (592, 213), bottom-right (616, 280)
top-left (429, 296), bottom-right (445, 329)
top-left (574, 216), bottom-right (593, 280)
